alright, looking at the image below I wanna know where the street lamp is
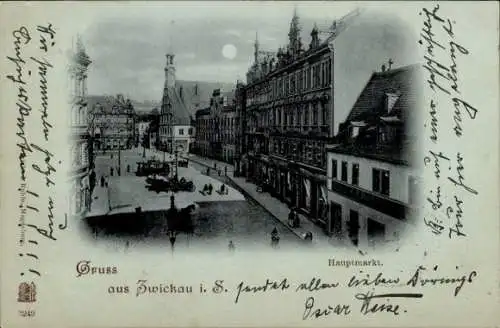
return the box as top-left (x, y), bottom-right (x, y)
top-left (167, 194), bottom-right (178, 254)
top-left (174, 144), bottom-right (184, 181)
top-left (168, 229), bottom-right (177, 254)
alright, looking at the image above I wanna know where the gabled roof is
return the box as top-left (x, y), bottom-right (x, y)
top-left (345, 64), bottom-right (420, 124)
top-left (161, 87), bottom-right (192, 126)
top-left (332, 64), bottom-right (421, 165)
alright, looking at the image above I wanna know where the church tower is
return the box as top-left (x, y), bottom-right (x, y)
top-left (164, 52), bottom-right (176, 89)
top-left (253, 32), bottom-right (259, 64)
top-left (288, 7), bottom-right (302, 58)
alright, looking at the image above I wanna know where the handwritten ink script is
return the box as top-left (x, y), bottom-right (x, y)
top-left (5, 23), bottom-right (66, 284)
top-left (80, 261), bottom-right (476, 320)
top-left (419, 5), bottom-right (479, 239)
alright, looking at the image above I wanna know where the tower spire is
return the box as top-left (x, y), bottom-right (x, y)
top-left (168, 20), bottom-right (175, 54)
top-left (254, 31), bottom-right (259, 63)
top-left (288, 6), bottom-right (301, 57)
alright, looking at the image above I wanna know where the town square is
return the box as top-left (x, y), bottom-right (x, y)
top-left (68, 5), bottom-right (421, 253)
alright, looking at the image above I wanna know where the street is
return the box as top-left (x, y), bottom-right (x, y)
top-left (83, 148), bottom-right (304, 252)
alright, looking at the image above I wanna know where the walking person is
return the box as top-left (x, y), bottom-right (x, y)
top-left (224, 166), bottom-right (228, 176)
top-left (271, 227), bottom-right (280, 248)
top-left (228, 240), bottom-right (235, 252)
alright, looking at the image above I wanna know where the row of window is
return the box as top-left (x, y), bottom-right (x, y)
top-left (246, 136), bottom-right (326, 168)
top-left (197, 117), bottom-right (236, 129)
top-left (159, 127), bottom-right (193, 136)
top-left (247, 102), bottom-right (328, 130)
top-left (246, 57), bottom-right (333, 106)
top-left (178, 128), bottom-right (193, 136)
top-left (331, 159), bottom-right (390, 196)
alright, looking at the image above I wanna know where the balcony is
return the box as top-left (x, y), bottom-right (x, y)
top-left (330, 179), bottom-right (408, 221)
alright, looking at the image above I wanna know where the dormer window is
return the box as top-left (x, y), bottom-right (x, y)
top-left (350, 121), bottom-right (366, 138)
top-left (385, 92), bottom-right (400, 113)
top-left (352, 126), bottom-right (360, 138)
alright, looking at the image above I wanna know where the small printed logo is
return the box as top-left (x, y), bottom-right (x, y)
top-left (17, 282), bottom-right (36, 303)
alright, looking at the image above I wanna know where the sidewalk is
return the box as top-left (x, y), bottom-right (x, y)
top-left (182, 154), bottom-right (235, 175)
top-left (227, 175), bottom-right (336, 248)
top-left (86, 184), bottom-right (111, 218)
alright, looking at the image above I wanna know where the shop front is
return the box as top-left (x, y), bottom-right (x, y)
top-left (296, 166), bottom-right (328, 226)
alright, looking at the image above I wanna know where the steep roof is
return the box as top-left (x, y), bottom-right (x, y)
top-left (332, 64), bottom-right (421, 165)
top-left (345, 64), bottom-right (420, 124)
top-left (162, 87), bottom-right (192, 126)
top-left (176, 80), bottom-right (235, 116)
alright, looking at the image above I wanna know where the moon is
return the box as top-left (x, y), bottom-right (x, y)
top-left (222, 44), bottom-right (237, 60)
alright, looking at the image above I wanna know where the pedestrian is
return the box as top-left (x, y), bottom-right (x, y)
top-left (271, 227), bottom-right (280, 248)
top-left (218, 169), bottom-right (221, 176)
top-left (294, 210), bottom-right (300, 228)
top-left (220, 184), bottom-right (225, 194)
top-left (208, 184), bottom-right (213, 195)
top-left (214, 163), bottom-right (217, 170)
top-left (100, 176), bottom-right (105, 187)
top-left (89, 170), bottom-right (96, 193)
top-left (228, 240), bottom-right (235, 252)
top-left (224, 166), bottom-right (228, 176)
top-left (288, 209), bottom-right (294, 227)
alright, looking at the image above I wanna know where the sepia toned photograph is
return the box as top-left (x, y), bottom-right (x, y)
top-left (69, 5), bottom-right (422, 253)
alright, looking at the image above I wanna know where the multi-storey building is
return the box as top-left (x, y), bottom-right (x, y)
top-left (233, 81), bottom-right (246, 176)
top-left (159, 53), bottom-right (195, 155)
top-left (69, 37), bottom-right (92, 218)
top-left (242, 8), bottom-right (416, 227)
top-left (148, 107), bottom-right (160, 149)
top-left (136, 121), bottom-right (151, 145)
top-left (193, 88), bottom-right (238, 164)
top-left (88, 94), bottom-right (136, 150)
top-left (326, 64), bottom-right (421, 249)
top-left (194, 107), bottom-right (210, 157)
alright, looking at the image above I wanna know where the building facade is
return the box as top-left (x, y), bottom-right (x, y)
top-left (159, 53), bottom-right (195, 155)
top-left (194, 107), bottom-right (210, 157)
top-left (136, 121), bottom-right (151, 145)
top-left (326, 64), bottom-right (421, 249)
top-left (233, 81), bottom-right (246, 176)
top-left (241, 8), bottom-right (417, 228)
top-left (193, 88), bottom-right (238, 164)
top-left (68, 37), bottom-right (92, 218)
top-left (88, 95), bottom-right (136, 150)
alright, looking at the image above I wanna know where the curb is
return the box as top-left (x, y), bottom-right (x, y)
top-left (182, 156), bottom-right (235, 172)
top-left (226, 176), bottom-right (307, 241)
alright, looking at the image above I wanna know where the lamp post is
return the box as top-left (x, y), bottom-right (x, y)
top-left (174, 144), bottom-right (183, 181)
top-left (168, 229), bottom-right (177, 254)
top-left (167, 194), bottom-right (177, 254)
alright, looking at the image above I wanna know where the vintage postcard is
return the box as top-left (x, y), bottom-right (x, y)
top-left (1, 1), bottom-right (499, 327)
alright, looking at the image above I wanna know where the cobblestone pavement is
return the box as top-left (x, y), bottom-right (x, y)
top-left (83, 148), bottom-right (305, 252)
